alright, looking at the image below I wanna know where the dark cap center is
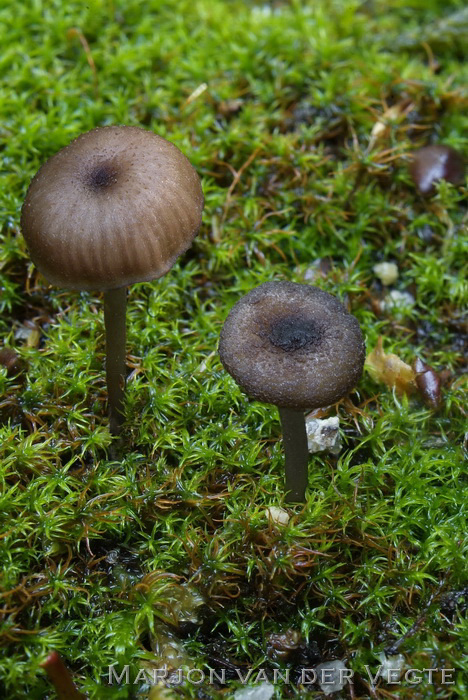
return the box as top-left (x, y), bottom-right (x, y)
top-left (268, 315), bottom-right (323, 352)
top-left (85, 162), bottom-right (118, 191)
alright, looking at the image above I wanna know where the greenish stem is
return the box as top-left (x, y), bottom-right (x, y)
top-left (278, 407), bottom-right (309, 503)
top-left (104, 287), bottom-right (127, 435)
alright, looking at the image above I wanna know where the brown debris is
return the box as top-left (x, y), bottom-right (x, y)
top-left (366, 340), bottom-right (447, 410)
top-left (267, 628), bottom-right (302, 660)
top-left (218, 98), bottom-right (244, 117)
top-left (40, 651), bottom-right (87, 699)
top-left (413, 357), bottom-right (442, 410)
top-left (0, 347), bottom-right (24, 376)
top-left (365, 337), bottom-right (417, 395)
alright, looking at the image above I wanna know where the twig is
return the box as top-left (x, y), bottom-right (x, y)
top-left (221, 147), bottom-right (261, 227)
top-left (385, 576), bottom-right (449, 655)
top-left (40, 651), bottom-right (87, 699)
top-left (67, 28), bottom-right (99, 98)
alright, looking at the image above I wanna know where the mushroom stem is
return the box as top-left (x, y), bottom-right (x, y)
top-left (104, 287), bottom-right (127, 434)
top-left (278, 407), bottom-right (309, 502)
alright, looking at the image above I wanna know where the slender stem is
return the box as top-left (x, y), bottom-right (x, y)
top-left (278, 407), bottom-right (309, 503)
top-left (40, 651), bottom-right (87, 699)
top-left (104, 287), bottom-right (127, 434)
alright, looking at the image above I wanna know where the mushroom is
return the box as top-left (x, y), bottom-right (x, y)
top-left (21, 126), bottom-right (204, 434)
top-left (409, 145), bottom-right (464, 195)
top-left (218, 281), bottom-right (365, 502)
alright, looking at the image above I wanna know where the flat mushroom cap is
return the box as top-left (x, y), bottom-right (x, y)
top-left (219, 281), bottom-right (366, 410)
top-left (21, 126), bottom-right (204, 290)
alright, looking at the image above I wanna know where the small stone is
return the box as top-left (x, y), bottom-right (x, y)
top-left (233, 682), bottom-right (274, 700)
top-left (302, 258), bottom-right (332, 282)
top-left (381, 290), bottom-right (415, 314)
top-left (306, 416), bottom-right (341, 455)
top-left (266, 506), bottom-right (290, 526)
top-left (377, 652), bottom-right (405, 683)
top-left (315, 659), bottom-right (349, 695)
top-left (14, 322), bottom-right (40, 348)
top-left (218, 99), bottom-right (243, 117)
top-left (373, 262), bottom-right (398, 286)
top-left (417, 224), bottom-right (434, 243)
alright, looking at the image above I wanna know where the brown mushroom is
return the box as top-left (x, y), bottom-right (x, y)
top-left (219, 281), bottom-right (365, 502)
top-left (21, 126), bottom-right (204, 433)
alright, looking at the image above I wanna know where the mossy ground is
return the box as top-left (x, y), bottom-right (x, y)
top-left (0, 0), bottom-right (467, 698)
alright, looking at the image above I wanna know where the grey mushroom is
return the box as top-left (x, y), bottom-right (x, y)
top-left (219, 281), bottom-right (365, 502)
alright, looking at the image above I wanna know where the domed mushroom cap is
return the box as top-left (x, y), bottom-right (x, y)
top-left (219, 281), bottom-right (365, 410)
top-left (409, 145), bottom-right (464, 195)
top-left (21, 126), bottom-right (204, 290)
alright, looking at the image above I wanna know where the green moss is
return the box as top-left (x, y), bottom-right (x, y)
top-left (0, 0), bottom-right (467, 698)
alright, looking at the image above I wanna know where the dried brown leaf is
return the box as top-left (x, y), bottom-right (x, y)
top-left (365, 337), bottom-right (417, 395)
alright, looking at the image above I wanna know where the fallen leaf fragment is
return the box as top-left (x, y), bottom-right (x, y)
top-left (365, 337), bottom-right (417, 395)
top-left (266, 506), bottom-right (290, 526)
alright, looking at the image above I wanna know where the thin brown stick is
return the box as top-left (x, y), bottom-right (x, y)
top-left (221, 147), bottom-right (261, 226)
top-left (40, 651), bottom-right (87, 699)
top-left (67, 28), bottom-right (99, 98)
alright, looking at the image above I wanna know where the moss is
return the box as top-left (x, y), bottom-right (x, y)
top-left (0, 0), bottom-right (466, 698)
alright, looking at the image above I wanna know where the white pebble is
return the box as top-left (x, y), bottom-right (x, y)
top-left (306, 416), bottom-right (341, 455)
top-left (381, 290), bottom-right (415, 313)
top-left (377, 652), bottom-right (406, 683)
top-left (315, 660), bottom-right (349, 695)
top-left (233, 682), bottom-right (274, 700)
top-left (373, 262), bottom-right (398, 286)
top-left (266, 506), bottom-right (290, 526)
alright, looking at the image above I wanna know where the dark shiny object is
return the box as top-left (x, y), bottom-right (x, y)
top-left (414, 357), bottom-right (442, 410)
top-left (0, 347), bottom-right (23, 376)
top-left (410, 145), bottom-right (464, 195)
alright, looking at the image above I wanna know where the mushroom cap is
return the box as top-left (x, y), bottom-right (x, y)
top-left (219, 281), bottom-right (365, 410)
top-left (21, 126), bottom-right (204, 290)
top-left (409, 145), bottom-right (464, 195)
